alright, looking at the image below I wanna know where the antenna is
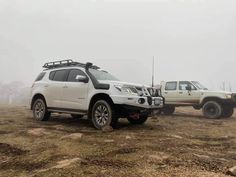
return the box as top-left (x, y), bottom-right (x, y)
top-left (222, 81), bottom-right (225, 91)
top-left (152, 56), bottom-right (154, 87)
top-left (229, 82), bottom-right (232, 92)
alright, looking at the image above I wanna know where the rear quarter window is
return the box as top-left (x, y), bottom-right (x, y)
top-left (35, 72), bottom-right (46, 82)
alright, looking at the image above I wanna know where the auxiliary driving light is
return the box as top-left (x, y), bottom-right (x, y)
top-left (138, 98), bottom-right (145, 104)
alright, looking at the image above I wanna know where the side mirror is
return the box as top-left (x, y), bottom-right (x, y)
top-left (75, 75), bottom-right (89, 83)
top-left (186, 85), bottom-right (192, 91)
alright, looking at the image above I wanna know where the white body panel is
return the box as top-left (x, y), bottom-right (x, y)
top-left (61, 81), bottom-right (90, 110)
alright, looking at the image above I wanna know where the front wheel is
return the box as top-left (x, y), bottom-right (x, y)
top-left (32, 98), bottom-right (51, 121)
top-left (127, 114), bottom-right (148, 125)
top-left (202, 101), bottom-right (222, 119)
top-left (162, 106), bottom-right (175, 115)
top-left (91, 100), bottom-right (114, 130)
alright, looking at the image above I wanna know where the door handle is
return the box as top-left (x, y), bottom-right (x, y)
top-left (179, 92), bottom-right (183, 94)
top-left (63, 86), bottom-right (68, 88)
top-left (44, 85), bottom-right (49, 88)
top-left (164, 92), bottom-right (168, 94)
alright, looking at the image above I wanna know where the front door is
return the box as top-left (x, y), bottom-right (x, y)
top-left (178, 81), bottom-right (201, 104)
top-left (62, 69), bottom-right (89, 111)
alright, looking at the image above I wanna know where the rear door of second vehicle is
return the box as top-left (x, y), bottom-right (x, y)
top-left (162, 81), bottom-right (179, 104)
top-left (61, 69), bottom-right (89, 111)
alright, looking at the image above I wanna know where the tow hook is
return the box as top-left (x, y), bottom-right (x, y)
top-left (129, 113), bottom-right (140, 119)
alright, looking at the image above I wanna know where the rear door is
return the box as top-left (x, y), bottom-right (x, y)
top-left (162, 81), bottom-right (179, 104)
top-left (45, 69), bottom-right (69, 108)
top-left (61, 69), bottom-right (89, 111)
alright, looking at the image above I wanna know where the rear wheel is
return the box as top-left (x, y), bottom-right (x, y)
top-left (32, 98), bottom-right (51, 121)
top-left (202, 101), bottom-right (222, 119)
top-left (222, 105), bottom-right (234, 118)
top-left (71, 114), bottom-right (84, 119)
top-left (127, 114), bottom-right (148, 125)
top-left (91, 100), bottom-right (114, 130)
top-left (163, 106), bottom-right (175, 115)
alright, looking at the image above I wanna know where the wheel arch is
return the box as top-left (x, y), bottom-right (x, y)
top-left (31, 93), bottom-right (47, 110)
top-left (88, 93), bottom-right (114, 118)
top-left (201, 97), bottom-right (223, 107)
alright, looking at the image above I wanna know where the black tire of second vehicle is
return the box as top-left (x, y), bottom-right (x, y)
top-left (222, 105), bottom-right (234, 118)
top-left (202, 101), bottom-right (222, 119)
top-left (91, 100), bottom-right (114, 130)
top-left (127, 114), bottom-right (148, 125)
top-left (32, 98), bottom-right (51, 121)
top-left (162, 106), bottom-right (175, 115)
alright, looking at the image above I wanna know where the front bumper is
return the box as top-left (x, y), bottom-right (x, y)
top-left (232, 94), bottom-right (236, 107)
top-left (220, 94), bottom-right (236, 107)
top-left (110, 95), bottom-right (164, 110)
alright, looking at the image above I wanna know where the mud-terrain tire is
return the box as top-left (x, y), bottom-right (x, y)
top-left (202, 101), bottom-right (222, 119)
top-left (221, 105), bottom-right (234, 118)
top-left (32, 98), bottom-right (51, 121)
top-left (91, 100), bottom-right (114, 130)
top-left (127, 114), bottom-right (148, 125)
top-left (71, 114), bottom-right (84, 119)
top-left (163, 106), bottom-right (175, 115)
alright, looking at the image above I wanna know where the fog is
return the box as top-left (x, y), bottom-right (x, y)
top-left (0, 0), bottom-right (236, 93)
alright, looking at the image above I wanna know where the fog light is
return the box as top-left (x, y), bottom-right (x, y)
top-left (154, 98), bottom-right (161, 105)
top-left (138, 98), bottom-right (145, 104)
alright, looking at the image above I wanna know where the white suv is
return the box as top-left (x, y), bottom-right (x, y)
top-left (30, 60), bottom-right (163, 129)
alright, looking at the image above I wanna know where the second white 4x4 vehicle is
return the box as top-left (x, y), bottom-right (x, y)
top-left (31, 60), bottom-right (163, 129)
top-left (159, 81), bottom-right (236, 119)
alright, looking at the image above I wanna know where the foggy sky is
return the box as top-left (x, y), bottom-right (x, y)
top-left (0, 0), bottom-right (236, 91)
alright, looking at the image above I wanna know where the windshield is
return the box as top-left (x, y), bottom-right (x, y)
top-left (89, 69), bottom-right (120, 81)
top-left (192, 81), bottom-right (208, 90)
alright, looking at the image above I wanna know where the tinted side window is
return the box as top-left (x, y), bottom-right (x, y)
top-left (53, 70), bottom-right (68, 82)
top-left (165, 82), bottom-right (177, 90)
top-left (49, 71), bottom-right (56, 80)
top-left (67, 69), bottom-right (87, 82)
top-left (35, 72), bottom-right (46, 82)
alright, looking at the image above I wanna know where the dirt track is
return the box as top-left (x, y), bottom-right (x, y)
top-left (0, 106), bottom-right (236, 177)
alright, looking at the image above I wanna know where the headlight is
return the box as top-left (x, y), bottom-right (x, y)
top-left (226, 94), bottom-right (232, 99)
top-left (114, 85), bottom-right (138, 95)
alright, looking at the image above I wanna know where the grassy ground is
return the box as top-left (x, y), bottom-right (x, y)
top-left (0, 105), bottom-right (236, 177)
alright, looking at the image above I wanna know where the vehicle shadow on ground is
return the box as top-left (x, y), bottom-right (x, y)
top-left (161, 113), bottom-right (204, 119)
top-left (41, 114), bottom-right (161, 132)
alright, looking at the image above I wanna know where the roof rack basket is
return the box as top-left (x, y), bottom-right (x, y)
top-left (43, 60), bottom-right (100, 70)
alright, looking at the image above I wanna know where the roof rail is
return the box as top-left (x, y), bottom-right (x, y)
top-left (43, 60), bottom-right (100, 70)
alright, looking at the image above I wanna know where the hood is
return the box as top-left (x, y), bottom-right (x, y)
top-left (98, 80), bottom-right (148, 88)
top-left (200, 90), bottom-right (232, 95)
